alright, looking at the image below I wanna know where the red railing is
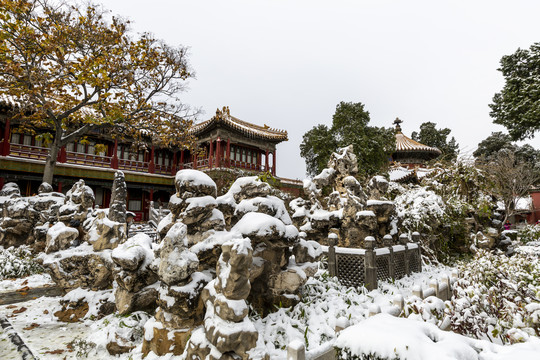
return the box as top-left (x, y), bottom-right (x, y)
top-left (118, 159), bottom-right (148, 172)
top-left (230, 159), bottom-right (262, 171)
top-left (155, 163), bottom-right (172, 175)
top-left (7, 143), bottom-right (270, 175)
top-left (66, 151), bottom-right (111, 168)
top-left (9, 143), bottom-right (49, 160)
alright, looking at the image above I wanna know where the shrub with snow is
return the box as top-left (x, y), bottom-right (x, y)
top-left (518, 224), bottom-right (540, 244)
top-left (0, 245), bottom-right (43, 279)
top-left (448, 249), bottom-right (540, 344)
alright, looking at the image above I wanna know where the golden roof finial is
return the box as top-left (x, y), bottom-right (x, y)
top-left (393, 117), bottom-right (403, 132)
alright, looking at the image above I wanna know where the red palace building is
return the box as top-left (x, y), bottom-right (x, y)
top-left (0, 103), bottom-right (295, 221)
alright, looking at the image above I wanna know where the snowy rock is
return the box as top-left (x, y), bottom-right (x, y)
top-left (214, 239), bottom-right (253, 300)
top-left (45, 222), bottom-right (79, 253)
top-left (225, 176), bottom-right (272, 203)
top-left (40, 249), bottom-right (114, 291)
top-left (0, 189), bottom-right (38, 247)
top-left (111, 233), bottom-right (153, 271)
top-left (38, 182), bottom-right (53, 194)
top-left (187, 237), bottom-right (260, 359)
top-left (115, 286), bottom-right (158, 315)
top-left (293, 239), bottom-right (323, 263)
top-left (158, 223), bottom-right (199, 285)
top-left (108, 171), bottom-right (127, 223)
top-left (175, 169), bottom-right (217, 199)
top-left (87, 211), bottom-right (127, 251)
top-left (0, 182), bottom-right (21, 197)
top-left (59, 179), bottom-right (95, 223)
top-left (368, 175), bottom-right (390, 199)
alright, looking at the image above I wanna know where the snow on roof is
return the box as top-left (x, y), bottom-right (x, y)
top-left (389, 166), bottom-right (436, 183)
top-left (389, 167), bottom-right (415, 182)
top-left (496, 197), bottom-right (533, 212)
top-left (189, 107), bottom-right (288, 142)
top-left (395, 131), bottom-right (441, 154)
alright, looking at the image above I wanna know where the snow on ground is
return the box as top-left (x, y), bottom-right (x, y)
top-left (1, 243), bottom-right (540, 359)
top-left (0, 273), bottom-right (54, 292)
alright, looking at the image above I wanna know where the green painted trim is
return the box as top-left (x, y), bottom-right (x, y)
top-left (0, 158), bottom-right (174, 186)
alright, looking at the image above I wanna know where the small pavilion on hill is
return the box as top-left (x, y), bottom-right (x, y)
top-left (391, 118), bottom-right (441, 168)
top-left (389, 118), bottom-right (441, 183)
top-left (183, 107), bottom-right (288, 176)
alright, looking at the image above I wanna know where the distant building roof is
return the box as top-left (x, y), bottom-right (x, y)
top-left (393, 118), bottom-right (441, 155)
top-left (190, 107), bottom-right (288, 142)
top-left (497, 197), bottom-right (533, 213)
top-left (389, 166), bottom-right (435, 183)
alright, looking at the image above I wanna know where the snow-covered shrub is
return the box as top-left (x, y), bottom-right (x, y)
top-left (0, 246), bottom-right (43, 279)
top-left (390, 183), bottom-right (445, 233)
top-left (447, 250), bottom-right (540, 344)
top-left (518, 224), bottom-right (540, 244)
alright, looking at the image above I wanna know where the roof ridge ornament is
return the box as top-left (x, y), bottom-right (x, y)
top-left (393, 117), bottom-right (403, 132)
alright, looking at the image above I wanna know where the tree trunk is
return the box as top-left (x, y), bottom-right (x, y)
top-left (43, 141), bottom-right (60, 185)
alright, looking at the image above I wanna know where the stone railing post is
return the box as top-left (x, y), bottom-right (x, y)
top-left (412, 285), bottom-right (423, 299)
top-left (287, 340), bottom-right (306, 360)
top-left (364, 236), bottom-right (377, 291)
top-left (400, 234), bottom-right (410, 276)
top-left (384, 234), bottom-right (394, 279)
top-left (429, 279), bottom-right (440, 299)
top-left (412, 231), bottom-right (422, 273)
top-left (328, 237), bottom-right (336, 277)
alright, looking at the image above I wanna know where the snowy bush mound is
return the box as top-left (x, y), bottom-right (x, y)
top-left (0, 245), bottom-right (43, 279)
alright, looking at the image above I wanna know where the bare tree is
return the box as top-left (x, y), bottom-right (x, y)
top-left (482, 149), bottom-right (540, 226)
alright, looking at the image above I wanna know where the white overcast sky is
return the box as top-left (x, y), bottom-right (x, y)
top-left (96, 0), bottom-right (540, 180)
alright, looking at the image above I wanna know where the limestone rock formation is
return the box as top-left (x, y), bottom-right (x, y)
top-left (291, 145), bottom-right (397, 247)
top-left (0, 183), bottom-right (38, 247)
top-left (109, 171), bottom-right (127, 223)
top-left (87, 211), bottom-right (127, 251)
top-left (44, 222), bottom-right (79, 253)
top-left (40, 247), bottom-right (114, 291)
top-left (186, 238), bottom-right (262, 360)
top-left (86, 171), bottom-right (128, 251)
top-left (112, 233), bottom-right (158, 315)
top-left (58, 179), bottom-right (95, 224)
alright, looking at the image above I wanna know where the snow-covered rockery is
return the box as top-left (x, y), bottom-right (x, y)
top-left (290, 145), bottom-right (395, 247)
top-left (141, 170), bottom-right (321, 357)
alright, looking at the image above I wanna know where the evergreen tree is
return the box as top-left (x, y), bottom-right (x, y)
top-left (473, 132), bottom-right (514, 159)
top-left (300, 101), bottom-right (395, 177)
top-left (490, 42), bottom-right (540, 140)
top-left (411, 122), bottom-right (459, 161)
top-left (474, 132), bottom-right (540, 171)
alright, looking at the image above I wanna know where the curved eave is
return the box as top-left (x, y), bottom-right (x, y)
top-left (190, 116), bottom-right (288, 143)
top-left (395, 132), bottom-right (441, 155)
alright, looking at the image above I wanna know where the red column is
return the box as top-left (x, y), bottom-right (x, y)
top-left (57, 146), bottom-right (67, 163)
top-left (149, 189), bottom-right (154, 201)
top-left (226, 139), bottom-right (231, 167)
top-left (272, 149), bottom-right (276, 176)
top-left (257, 149), bottom-right (262, 171)
top-left (180, 150), bottom-right (184, 170)
top-left (209, 140), bottom-right (214, 169)
top-left (148, 145), bottom-right (155, 173)
top-left (216, 137), bottom-right (221, 168)
top-left (193, 152), bottom-right (197, 169)
top-left (1, 118), bottom-right (10, 156)
top-left (172, 151), bottom-right (177, 175)
top-left (265, 149), bottom-right (269, 172)
top-left (57, 181), bottom-right (63, 193)
top-left (0, 177), bottom-right (4, 189)
top-left (111, 139), bottom-right (119, 169)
